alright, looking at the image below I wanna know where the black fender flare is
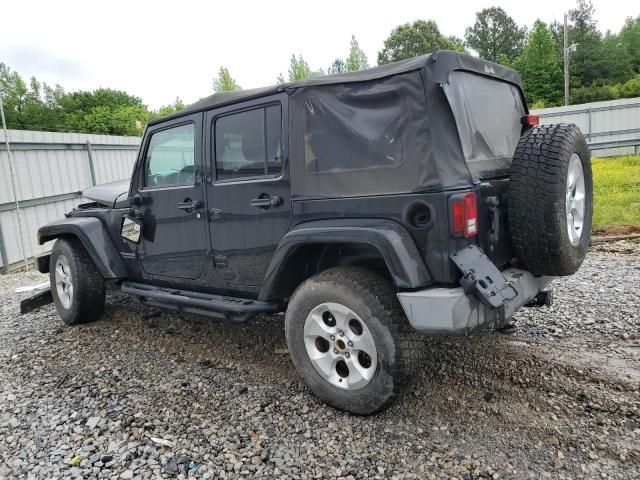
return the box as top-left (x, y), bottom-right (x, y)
top-left (37, 217), bottom-right (127, 279)
top-left (259, 218), bottom-right (431, 300)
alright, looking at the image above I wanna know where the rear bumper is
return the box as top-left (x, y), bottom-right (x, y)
top-left (397, 268), bottom-right (552, 335)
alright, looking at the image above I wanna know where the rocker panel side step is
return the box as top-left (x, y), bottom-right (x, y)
top-left (121, 281), bottom-right (281, 319)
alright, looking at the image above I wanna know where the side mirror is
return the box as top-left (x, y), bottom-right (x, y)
top-left (130, 194), bottom-right (143, 206)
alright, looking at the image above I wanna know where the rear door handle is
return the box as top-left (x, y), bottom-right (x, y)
top-left (177, 199), bottom-right (203, 212)
top-left (250, 195), bottom-right (282, 209)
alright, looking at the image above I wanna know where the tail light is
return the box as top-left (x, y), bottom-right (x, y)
top-left (521, 114), bottom-right (540, 126)
top-left (450, 192), bottom-right (478, 238)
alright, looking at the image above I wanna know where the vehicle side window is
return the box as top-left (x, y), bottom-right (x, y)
top-left (214, 104), bottom-right (283, 181)
top-left (144, 123), bottom-right (195, 188)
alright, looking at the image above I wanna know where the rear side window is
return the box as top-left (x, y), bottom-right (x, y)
top-left (304, 89), bottom-right (405, 174)
top-left (443, 71), bottom-right (525, 178)
top-left (289, 71), bottom-right (434, 199)
top-left (214, 104), bottom-right (283, 181)
top-left (144, 123), bottom-right (195, 188)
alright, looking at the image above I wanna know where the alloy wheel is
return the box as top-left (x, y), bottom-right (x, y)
top-left (303, 302), bottom-right (378, 390)
top-left (54, 255), bottom-right (73, 309)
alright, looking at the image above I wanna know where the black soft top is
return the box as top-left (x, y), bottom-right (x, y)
top-left (149, 50), bottom-right (522, 126)
top-left (149, 50), bottom-right (526, 198)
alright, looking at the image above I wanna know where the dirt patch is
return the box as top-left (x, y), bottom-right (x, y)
top-left (593, 224), bottom-right (640, 236)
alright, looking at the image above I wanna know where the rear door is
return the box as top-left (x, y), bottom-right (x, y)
top-left (204, 94), bottom-right (291, 286)
top-left (131, 113), bottom-right (208, 279)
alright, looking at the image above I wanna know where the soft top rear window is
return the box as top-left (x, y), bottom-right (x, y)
top-left (443, 71), bottom-right (525, 179)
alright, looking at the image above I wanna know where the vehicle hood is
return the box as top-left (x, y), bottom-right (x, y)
top-left (82, 179), bottom-right (130, 208)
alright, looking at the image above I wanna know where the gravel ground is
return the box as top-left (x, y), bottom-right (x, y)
top-left (1, 242), bottom-right (639, 479)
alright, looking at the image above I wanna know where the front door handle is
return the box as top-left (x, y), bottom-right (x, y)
top-left (250, 195), bottom-right (282, 209)
top-left (177, 199), bottom-right (203, 212)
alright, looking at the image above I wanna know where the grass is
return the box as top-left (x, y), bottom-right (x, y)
top-left (591, 155), bottom-right (640, 232)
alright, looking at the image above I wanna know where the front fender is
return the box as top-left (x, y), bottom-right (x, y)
top-left (259, 219), bottom-right (431, 300)
top-left (38, 217), bottom-right (127, 279)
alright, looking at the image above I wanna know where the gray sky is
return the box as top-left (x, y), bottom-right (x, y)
top-left (1, 0), bottom-right (635, 108)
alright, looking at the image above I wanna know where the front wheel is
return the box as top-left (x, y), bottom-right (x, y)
top-left (285, 267), bottom-right (415, 415)
top-left (50, 237), bottom-right (106, 325)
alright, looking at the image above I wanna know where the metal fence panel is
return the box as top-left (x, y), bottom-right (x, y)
top-left (10, 148), bottom-right (91, 200)
top-left (93, 148), bottom-right (136, 185)
top-left (0, 129), bottom-right (140, 270)
top-left (0, 198), bottom-right (83, 263)
top-left (532, 97), bottom-right (640, 157)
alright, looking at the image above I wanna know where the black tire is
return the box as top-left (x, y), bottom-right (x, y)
top-left (508, 124), bottom-right (593, 276)
top-left (49, 237), bottom-right (106, 325)
top-left (285, 267), bottom-right (415, 415)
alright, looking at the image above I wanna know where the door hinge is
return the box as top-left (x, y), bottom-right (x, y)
top-left (208, 208), bottom-right (222, 220)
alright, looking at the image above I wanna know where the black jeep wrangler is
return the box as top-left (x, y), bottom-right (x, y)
top-left (36, 51), bottom-right (592, 414)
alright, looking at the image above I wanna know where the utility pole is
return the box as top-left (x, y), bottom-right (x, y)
top-left (0, 94), bottom-right (30, 271)
top-left (563, 14), bottom-right (578, 106)
top-left (564, 13), bottom-right (569, 106)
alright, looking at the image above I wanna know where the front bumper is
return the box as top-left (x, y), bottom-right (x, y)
top-left (397, 268), bottom-right (552, 335)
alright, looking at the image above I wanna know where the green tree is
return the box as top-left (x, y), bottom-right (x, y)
top-left (619, 16), bottom-right (640, 73)
top-left (285, 54), bottom-right (324, 81)
top-left (447, 36), bottom-right (467, 52)
top-left (328, 58), bottom-right (347, 74)
top-left (570, 73), bottom-right (640, 103)
top-left (568, 0), bottom-right (604, 87)
top-left (512, 20), bottom-right (564, 106)
top-left (600, 31), bottom-right (634, 84)
top-left (346, 35), bottom-right (369, 71)
top-left (83, 104), bottom-right (152, 136)
top-left (59, 88), bottom-right (142, 110)
top-left (157, 97), bottom-right (187, 117)
top-left (1, 62), bottom-right (162, 135)
top-left (377, 20), bottom-right (464, 65)
top-left (212, 67), bottom-right (241, 92)
top-left (0, 63), bottom-right (66, 131)
top-left (287, 54), bottom-right (312, 81)
top-left (57, 88), bottom-right (148, 134)
top-left (566, 0), bottom-right (632, 87)
top-left (1, 63), bottom-right (33, 129)
top-left (548, 19), bottom-right (565, 56)
top-left (464, 7), bottom-right (527, 62)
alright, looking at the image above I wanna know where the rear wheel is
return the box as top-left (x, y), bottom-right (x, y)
top-left (285, 267), bottom-right (414, 415)
top-left (508, 124), bottom-right (593, 276)
top-left (50, 237), bottom-right (106, 325)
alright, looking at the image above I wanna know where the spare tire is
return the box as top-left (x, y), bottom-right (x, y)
top-left (508, 124), bottom-right (592, 276)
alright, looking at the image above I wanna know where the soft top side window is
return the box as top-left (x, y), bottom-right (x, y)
top-left (214, 104), bottom-right (283, 181)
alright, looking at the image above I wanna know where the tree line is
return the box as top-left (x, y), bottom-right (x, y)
top-left (1, 0), bottom-right (639, 136)
top-left (0, 62), bottom-right (186, 136)
top-left (216, 0), bottom-right (640, 109)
